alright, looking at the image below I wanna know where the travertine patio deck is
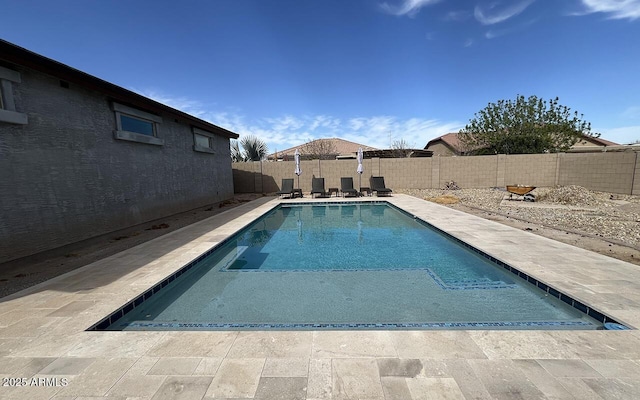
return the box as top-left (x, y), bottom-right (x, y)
top-left (1, 194), bottom-right (639, 399)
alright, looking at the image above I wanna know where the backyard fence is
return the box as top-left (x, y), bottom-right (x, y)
top-left (233, 151), bottom-right (640, 196)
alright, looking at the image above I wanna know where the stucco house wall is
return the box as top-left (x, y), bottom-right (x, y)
top-left (0, 47), bottom-right (237, 263)
top-left (424, 141), bottom-right (457, 157)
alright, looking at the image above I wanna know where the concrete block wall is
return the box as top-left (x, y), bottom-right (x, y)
top-left (313, 158), bottom-right (358, 190)
top-left (235, 157), bottom-right (433, 194)
top-left (232, 162), bottom-right (262, 193)
top-left (634, 153), bottom-right (640, 196)
top-left (378, 158), bottom-right (432, 189)
top-left (1, 66), bottom-right (235, 263)
top-left (235, 151), bottom-right (639, 196)
top-left (439, 155), bottom-right (498, 188)
top-left (504, 153), bottom-right (559, 187)
top-left (558, 152), bottom-right (636, 194)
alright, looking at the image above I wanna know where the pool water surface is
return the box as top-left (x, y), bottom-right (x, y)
top-left (95, 202), bottom-right (608, 330)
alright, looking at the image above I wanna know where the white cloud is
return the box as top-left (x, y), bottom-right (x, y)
top-left (474, 0), bottom-right (535, 25)
top-left (341, 116), bottom-right (462, 149)
top-left (485, 30), bottom-right (499, 39)
top-left (576, 0), bottom-right (640, 20)
top-left (485, 18), bottom-right (537, 39)
top-left (128, 88), bottom-right (463, 153)
top-left (309, 115), bottom-right (342, 131)
top-left (464, 38), bottom-right (474, 47)
top-left (622, 105), bottom-right (640, 119)
top-left (219, 113), bottom-right (462, 153)
top-left (444, 10), bottom-right (472, 21)
top-left (132, 88), bottom-right (214, 120)
top-left (264, 115), bottom-right (306, 132)
top-left (597, 125), bottom-right (640, 144)
top-left (380, 0), bottom-right (442, 17)
top-left (486, 28), bottom-right (512, 39)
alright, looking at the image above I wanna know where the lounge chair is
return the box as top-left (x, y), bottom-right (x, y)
top-left (340, 177), bottom-right (358, 197)
top-left (276, 178), bottom-right (295, 198)
top-left (370, 176), bottom-right (392, 197)
top-left (311, 177), bottom-right (328, 198)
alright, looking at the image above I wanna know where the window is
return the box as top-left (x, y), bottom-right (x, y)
top-left (193, 127), bottom-right (216, 154)
top-left (112, 102), bottom-right (163, 146)
top-left (194, 133), bottom-right (213, 148)
top-left (121, 114), bottom-right (155, 136)
top-left (0, 65), bottom-right (28, 125)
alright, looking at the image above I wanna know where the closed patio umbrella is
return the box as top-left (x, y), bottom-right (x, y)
top-left (294, 149), bottom-right (302, 189)
top-left (356, 147), bottom-right (364, 193)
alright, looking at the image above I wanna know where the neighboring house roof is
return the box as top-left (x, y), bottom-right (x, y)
top-left (0, 39), bottom-right (238, 139)
top-left (578, 136), bottom-right (619, 146)
top-left (425, 132), bottom-right (618, 154)
top-left (269, 138), bottom-right (377, 160)
top-left (363, 149), bottom-right (433, 158)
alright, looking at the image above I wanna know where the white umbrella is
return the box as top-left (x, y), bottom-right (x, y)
top-left (356, 147), bottom-right (364, 193)
top-left (294, 149), bottom-right (302, 190)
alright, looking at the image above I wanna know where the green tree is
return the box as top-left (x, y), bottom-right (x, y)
top-left (459, 95), bottom-right (599, 155)
top-left (231, 135), bottom-right (268, 161)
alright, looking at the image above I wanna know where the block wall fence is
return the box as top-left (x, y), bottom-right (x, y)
top-left (233, 151), bottom-right (640, 196)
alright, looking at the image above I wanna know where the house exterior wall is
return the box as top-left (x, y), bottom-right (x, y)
top-left (234, 151), bottom-right (640, 195)
top-left (0, 65), bottom-right (234, 263)
top-left (571, 139), bottom-right (604, 148)
top-left (425, 141), bottom-right (457, 156)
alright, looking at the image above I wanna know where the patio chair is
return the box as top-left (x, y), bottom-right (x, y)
top-left (370, 176), bottom-right (392, 197)
top-left (311, 177), bottom-right (328, 198)
top-left (276, 178), bottom-right (295, 198)
top-left (340, 177), bottom-right (358, 197)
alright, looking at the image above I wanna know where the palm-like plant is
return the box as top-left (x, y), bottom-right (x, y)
top-left (240, 135), bottom-right (268, 161)
top-left (230, 140), bottom-right (244, 162)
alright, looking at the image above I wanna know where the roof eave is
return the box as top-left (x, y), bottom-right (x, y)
top-left (0, 40), bottom-right (238, 139)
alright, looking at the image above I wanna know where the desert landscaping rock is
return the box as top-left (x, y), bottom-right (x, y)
top-left (399, 186), bottom-right (640, 270)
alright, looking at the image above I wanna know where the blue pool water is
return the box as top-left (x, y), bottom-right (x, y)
top-left (98, 202), bottom-right (607, 330)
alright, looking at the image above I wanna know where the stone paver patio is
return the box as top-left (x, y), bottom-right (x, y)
top-left (1, 194), bottom-right (639, 399)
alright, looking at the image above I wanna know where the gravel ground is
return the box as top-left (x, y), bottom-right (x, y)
top-left (398, 186), bottom-right (640, 264)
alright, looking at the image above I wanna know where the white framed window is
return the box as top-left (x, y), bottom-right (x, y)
top-left (112, 102), bottom-right (164, 146)
top-left (0, 65), bottom-right (28, 125)
top-left (193, 127), bottom-right (216, 154)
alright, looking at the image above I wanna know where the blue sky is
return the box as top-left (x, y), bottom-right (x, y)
top-left (3, 0), bottom-right (640, 152)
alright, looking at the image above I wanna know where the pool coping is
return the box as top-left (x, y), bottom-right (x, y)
top-left (88, 199), bottom-right (628, 332)
top-left (2, 194), bottom-right (640, 399)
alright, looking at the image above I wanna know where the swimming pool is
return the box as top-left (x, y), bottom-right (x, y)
top-left (92, 202), bottom-right (622, 331)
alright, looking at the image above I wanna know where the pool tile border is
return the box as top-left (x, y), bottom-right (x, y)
top-left (117, 320), bottom-right (595, 330)
top-left (88, 201), bottom-right (630, 331)
top-left (400, 207), bottom-right (626, 327)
